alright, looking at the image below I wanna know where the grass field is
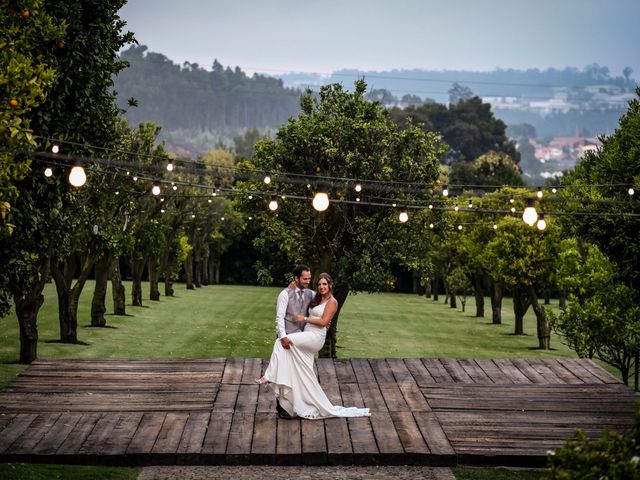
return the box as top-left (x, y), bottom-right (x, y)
top-left (0, 281), bottom-right (579, 480)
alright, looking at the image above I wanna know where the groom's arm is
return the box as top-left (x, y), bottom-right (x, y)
top-left (275, 289), bottom-right (289, 340)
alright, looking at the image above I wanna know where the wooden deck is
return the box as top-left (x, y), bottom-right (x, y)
top-left (0, 358), bottom-right (635, 467)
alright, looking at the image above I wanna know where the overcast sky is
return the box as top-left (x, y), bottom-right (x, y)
top-left (118, 0), bottom-right (639, 78)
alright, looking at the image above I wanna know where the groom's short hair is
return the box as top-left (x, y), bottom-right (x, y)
top-left (293, 264), bottom-right (310, 279)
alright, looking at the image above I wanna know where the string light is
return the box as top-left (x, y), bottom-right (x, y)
top-left (629, 188), bottom-right (635, 196)
top-left (457, 224), bottom-right (463, 231)
top-left (537, 212), bottom-right (547, 230)
top-left (398, 210), bottom-right (409, 223)
top-left (68, 162), bottom-right (87, 187)
top-left (132, 175), bottom-right (138, 182)
top-left (442, 185), bottom-right (449, 197)
top-left (468, 200), bottom-right (473, 208)
top-left (263, 174), bottom-right (271, 184)
top-left (552, 187), bottom-right (557, 194)
top-left (51, 144), bottom-right (59, 154)
top-left (166, 161), bottom-right (174, 172)
top-left (44, 167), bottom-right (53, 177)
top-left (354, 183), bottom-right (362, 193)
top-left (510, 207), bottom-right (516, 213)
top-left (536, 187), bottom-right (543, 199)
top-left (268, 198), bottom-right (279, 211)
top-left (454, 204), bottom-right (459, 212)
top-left (522, 198), bottom-right (538, 226)
top-left (429, 223), bottom-right (434, 229)
top-left (509, 197), bottom-right (515, 204)
top-left (312, 191), bottom-right (330, 212)
top-left (493, 224), bottom-right (498, 230)
top-left (151, 183), bottom-right (161, 196)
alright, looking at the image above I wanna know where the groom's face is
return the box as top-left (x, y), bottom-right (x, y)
top-left (295, 270), bottom-right (311, 289)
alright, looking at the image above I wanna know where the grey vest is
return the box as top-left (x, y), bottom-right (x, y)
top-left (284, 288), bottom-right (314, 335)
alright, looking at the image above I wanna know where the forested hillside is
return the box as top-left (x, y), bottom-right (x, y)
top-left (114, 45), bottom-right (302, 151)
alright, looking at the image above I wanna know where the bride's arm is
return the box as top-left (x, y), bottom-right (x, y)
top-left (304, 299), bottom-right (337, 327)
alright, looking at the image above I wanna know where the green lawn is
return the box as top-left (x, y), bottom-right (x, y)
top-left (0, 282), bottom-right (582, 480)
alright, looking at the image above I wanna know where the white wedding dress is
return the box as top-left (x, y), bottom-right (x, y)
top-left (263, 302), bottom-right (371, 419)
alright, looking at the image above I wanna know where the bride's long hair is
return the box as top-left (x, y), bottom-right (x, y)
top-left (308, 273), bottom-right (333, 311)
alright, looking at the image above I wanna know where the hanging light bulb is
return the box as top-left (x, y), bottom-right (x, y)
top-left (428, 204), bottom-right (433, 209)
top-left (172, 185), bottom-right (177, 191)
top-left (552, 187), bottom-right (557, 194)
top-left (510, 207), bottom-right (516, 213)
top-left (536, 187), bottom-right (543, 199)
top-left (44, 167), bottom-right (53, 177)
top-left (151, 183), bottom-right (161, 196)
top-left (312, 191), bottom-right (330, 212)
top-left (522, 198), bottom-right (538, 226)
top-left (429, 223), bottom-right (434, 229)
top-left (457, 224), bottom-right (463, 231)
top-left (51, 144), bottom-right (60, 154)
top-left (442, 185), bottom-right (449, 197)
top-left (132, 175), bottom-right (138, 182)
top-left (354, 183), bottom-right (362, 193)
top-left (166, 161), bottom-right (174, 172)
top-left (537, 213), bottom-right (547, 231)
top-left (468, 200), bottom-right (473, 209)
top-left (493, 224), bottom-right (498, 230)
top-left (263, 174), bottom-right (271, 184)
top-left (454, 204), bottom-right (459, 212)
top-left (629, 187), bottom-right (635, 196)
top-left (268, 198), bottom-right (278, 211)
top-left (68, 163), bottom-right (87, 187)
top-left (398, 210), bottom-right (409, 223)
top-left (509, 197), bottom-right (515, 204)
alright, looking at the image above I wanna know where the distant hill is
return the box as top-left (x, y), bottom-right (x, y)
top-left (114, 47), bottom-right (636, 153)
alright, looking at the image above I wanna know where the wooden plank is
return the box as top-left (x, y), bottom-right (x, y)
top-left (315, 358), bottom-right (336, 385)
top-left (226, 412), bottom-right (255, 462)
top-left (32, 412), bottom-right (82, 455)
top-left (221, 358), bottom-right (244, 384)
top-left (301, 418), bottom-right (327, 464)
top-left (404, 358), bottom-right (435, 386)
top-left (240, 358), bottom-right (263, 385)
top-left (541, 360), bottom-right (583, 384)
top-left (126, 412), bottom-right (165, 455)
top-left (276, 417), bottom-right (302, 464)
top-left (177, 412), bottom-right (210, 455)
top-left (5, 413), bottom-right (57, 454)
top-left (397, 382), bottom-right (431, 412)
top-left (251, 412), bottom-right (276, 462)
top-left (78, 413), bottom-right (121, 454)
top-left (510, 359), bottom-right (548, 384)
top-left (524, 359), bottom-right (565, 384)
top-left (422, 359), bottom-right (453, 383)
top-left (201, 412), bottom-right (232, 455)
top-left (378, 384), bottom-right (410, 412)
top-left (414, 411), bottom-right (456, 458)
top-left (101, 412), bottom-right (143, 455)
top-left (235, 384), bottom-right (258, 413)
top-left (475, 360), bottom-right (512, 384)
top-left (390, 411), bottom-right (429, 454)
top-left (256, 383), bottom-right (277, 413)
top-left (440, 359), bottom-right (473, 383)
top-left (340, 383), bottom-right (377, 458)
top-left (334, 359), bottom-right (357, 384)
top-left (151, 412), bottom-right (189, 454)
top-left (386, 359), bottom-right (414, 383)
top-left (581, 359), bottom-right (621, 383)
top-left (368, 411), bottom-right (404, 457)
top-left (358, 381), bottom-right (388, 411)
top-left (324, 417), bottom-right (352, 463)
top-left (369, 359), bottom-right (396, 384)
top-left (561, 359), bottom-right (609, 384)
top-left (213, 384), bottom-right (240, 412)
top-left (351, 358), bottom-right (377, 384)
top-left (493, 359), bottom-right (533, 384)
top-left (458, 360), bottom-right (493, 384)
top-left (56, 413), bottom-right (102, 455)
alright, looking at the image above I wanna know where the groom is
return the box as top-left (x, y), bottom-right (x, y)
top-left (272, 264), bottom-right (314, 418)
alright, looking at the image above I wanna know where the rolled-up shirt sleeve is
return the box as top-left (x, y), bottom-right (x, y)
top-left (275, 289), bottom-right (289, 339)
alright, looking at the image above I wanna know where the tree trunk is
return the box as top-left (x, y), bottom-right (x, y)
top-left (184, 252), bottom-right (195, 290)
top-left (460, 297), bottom-right (466, 313)
top-left (319, 284), bottom-right (349, 358)
top-left (474, 273), bottom-right (485, 318)
top-left (491, 280), bottom-right (503, 325)
top-left (194, 256), bottom-right (202, 288)
top-left (164, 268), bottom-right (174, 297)
top-left (544, 289), bottom-right (551, 305)
top-left (423, 277), bottom-right (431, 297)
top-left (513, 286), bottom-right (530, 335)
top-left (450, 293), bottom-right (457, 309)
top-left (90, 254), bottom-right (110, 327)
top-left (432, 277), bottom-right (439, 301)
top-left (201, 254), bottom-right (209, 286)
top-left (15, 292), bottom-right (44, 364)
top-left (131, 259), bottom-right (145, 306)
top-left (528, 285), bottom-right (550, 350)
top-left (111, 257), bottom-right (126, 315)
top-left (559, 289), bottom-right (567, 308)
top-left (148, 258), bottom-right (160, 301)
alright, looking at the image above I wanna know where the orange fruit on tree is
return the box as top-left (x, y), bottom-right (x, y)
top-left (9, 99), bottom-right (19, 108)
top-left (21, 9), bottom-right (29, 17)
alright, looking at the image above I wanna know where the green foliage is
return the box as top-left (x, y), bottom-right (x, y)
top-left (543, 403), bottom-right (640, 480)
top-left (0, 462), bottom-right (140, 480)
top-left (0, 0), bottom-right (65, 237)
top-left (450, 150), bottom-right (525, 188)
top-left (236, 80), bottom-right (446, 295)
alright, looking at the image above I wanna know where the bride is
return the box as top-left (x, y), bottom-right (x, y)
top-left (258, 273), bottom-right (370, 419)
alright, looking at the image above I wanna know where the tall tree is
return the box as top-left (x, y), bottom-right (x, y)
top-left (236, 81), bottom-right (445, 357)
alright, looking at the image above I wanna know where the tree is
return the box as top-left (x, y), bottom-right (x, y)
top-left (449, 150), bottom-right (525, 188)
top-left (446, 266), bottom-right (472, 313)
top-left (484, 216), bottom-right (561, 349)
top-left (448, 82), bottom-right (473, 105)
top-left (0, 0), bottom-right (64, 239)
top-left (236, 81), bottom-right (445, 357)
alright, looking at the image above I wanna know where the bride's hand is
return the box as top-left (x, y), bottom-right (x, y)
top-left (292, 314), bottom-right (305, 322)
